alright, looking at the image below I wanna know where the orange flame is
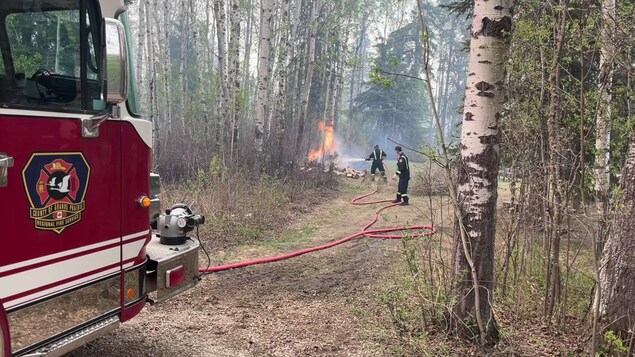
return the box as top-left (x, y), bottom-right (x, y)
top-left (308, 121), bottom-right (335, 162)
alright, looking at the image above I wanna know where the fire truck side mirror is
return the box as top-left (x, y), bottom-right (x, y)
top-left (104, 19), bottom-right (128, 104)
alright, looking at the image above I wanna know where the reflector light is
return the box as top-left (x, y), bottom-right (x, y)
top-left (127, 288), bottom-right (135, 299)
top-left (166, 265), bottom-right (185, 288)
top-left (137, 196), bottom-right (151, 208)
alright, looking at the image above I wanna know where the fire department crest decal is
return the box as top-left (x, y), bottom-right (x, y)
top-left (22, 153), bottom-right (90, 234)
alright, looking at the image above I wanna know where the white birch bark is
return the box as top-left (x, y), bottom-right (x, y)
top-left (214, 0), bottom-right (228, 157)
top-left (241, 0), bottom-right (253, 94)
top-left (591, 1), bottom-right (617, 351)
top-left (598, 136), bottom-right (635, 336)
top-left (593, 0), bottom-right (615, 251)
top-left (296, 0), bottom-right (318, 154)
top-left (255, 0), bottom-right (273, 155)
top-left (161, 0), bottom-right (173, 132)
top-left (179, 0), bottom-right (191, 129)
top-left (452, 0), bottom-right (514, 343)
top-left (228, 0), bottom-right (241, 162)
top-left (136, 0), bottom-right (146, 93)
top-left (272, 0), bottom-right (295, 165)
top-left (146, 0), bottom-right (160, 157)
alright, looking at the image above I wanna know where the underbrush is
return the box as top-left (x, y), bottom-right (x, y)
top-left (160, 159), bottom-right (338, 249)
top-left (379, 237), bottom-right (593, 355)
top-left (376, 192), bottom-right (595, 356)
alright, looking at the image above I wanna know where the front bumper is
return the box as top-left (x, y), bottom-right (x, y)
top-left (145, 235), bottom-right (200, 303)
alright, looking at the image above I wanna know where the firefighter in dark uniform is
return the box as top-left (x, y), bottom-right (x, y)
top-left (392, 146), bottom-right (410, 205)
top-left (366, 144), bottom-right (387, 182)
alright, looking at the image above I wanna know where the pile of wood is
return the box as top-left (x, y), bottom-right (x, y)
top-left (335, 167), bottom-right (366, 179)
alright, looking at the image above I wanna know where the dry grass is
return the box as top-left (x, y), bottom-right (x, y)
top-left (144, 166), bottom-right (596, 356)
top-left (160, 166), bottom-right (339, 251)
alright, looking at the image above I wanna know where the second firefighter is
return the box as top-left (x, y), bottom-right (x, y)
top-left (392, 146), bottom-right (410, 206)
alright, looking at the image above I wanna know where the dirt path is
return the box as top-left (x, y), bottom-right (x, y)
top-left (69, 182), bottom-right (433, 357)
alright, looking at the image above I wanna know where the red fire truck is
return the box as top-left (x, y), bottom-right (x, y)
top-left (0, 1), bottom-right (201, 356)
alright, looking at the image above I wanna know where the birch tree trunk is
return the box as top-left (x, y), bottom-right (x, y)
top-left (593, 0), bottom-right (615, 256)
top-left (161, 0), bottom-right (173, 132)
top-left (592, 1), bottom-right (616, 351)
top-left (452, 0), bottom-right (514, 344)
top-left (179, 0), bottom-right (191, 129)
top-left (272, 0), bottom-right (293, 167)
top-left (242, 0), bottom-right (253, 94)
top-left (598, 136), bottom-right (635, 337)
top-left (255, 0), bottom-right (273, 156)
top-left (347, 14), bottom-right (368, 140)
top-left (136, 0), bottom-right (145, 93)
top-left (296, 0), bottom-right (318, 155)
top-left (204, 0), bottom-right (215, 143)
top-left (146, 0), bottom-right (160, 159)
top-left (228, 0), bottom-right (241, 162)
top-left (214, 0), bottom-right (228, 158)
top-left (332, 18), bottom-right (349, 133)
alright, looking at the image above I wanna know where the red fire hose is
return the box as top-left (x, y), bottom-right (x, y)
top-left (198, 176), bottom-right (436, 273)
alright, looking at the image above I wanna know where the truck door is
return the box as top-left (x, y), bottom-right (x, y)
top-left (0, 0), bottom-right (122, 311)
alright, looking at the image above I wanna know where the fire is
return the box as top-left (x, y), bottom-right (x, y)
top-left (308, 120), bottom-right (335, 162)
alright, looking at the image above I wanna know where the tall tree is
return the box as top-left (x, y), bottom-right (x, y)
top-left (296, 0), bottom-right (319, 154)
top-left (214, 0), bottom-right (229, 158)
top-left (544, 0), bottom-right (569, 321)
top-left (593, 0), bottom-right (616, 255)
top-left (451, 0), bottom-right (514, 344)
top-left (255, 0), bottom-right (273, 159)
top-left (598, 135), bottom-right (635, 338)
top-left (227, 0), bottom-right (241, 162)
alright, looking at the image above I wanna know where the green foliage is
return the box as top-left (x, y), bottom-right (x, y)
top-left (7, 10), bottom-right (82, 77)
top-left (12, 53), bottom-right (43, 77)
top-left (598, 330), bottom-right (629, 356)
top-left (440, 0), bottom-right (474, 19)
top-left (369, 66), bottom-right (394, 87)
top-left (503, 0), bottom-right (635, 202)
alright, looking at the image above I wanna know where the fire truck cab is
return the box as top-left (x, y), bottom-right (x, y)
top-left (0, 1), bottom-right (200, 356)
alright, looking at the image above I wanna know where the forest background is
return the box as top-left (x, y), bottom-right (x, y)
top-left (126, 0), bottom-right (635, 355)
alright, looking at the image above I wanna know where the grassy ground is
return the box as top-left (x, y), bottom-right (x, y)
top-left (71, 170), bottom-right (594, 357)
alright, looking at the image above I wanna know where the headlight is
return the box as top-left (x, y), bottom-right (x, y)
top-left (176, 217), bottom-right (187, 229)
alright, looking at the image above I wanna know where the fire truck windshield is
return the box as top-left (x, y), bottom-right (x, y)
top-left (0, 0), bottom-right (105, 113)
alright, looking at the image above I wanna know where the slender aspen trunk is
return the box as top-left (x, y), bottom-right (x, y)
top-left (242, 0), bottom-right (253, 94)
top-left (272, 0), bottom-right (293, 167)
top-left (544, 0), bottom-right (568, 321)
top-left (228, 0), bottom-right (241, 163)
top-left (146, 0), bottom-right (160, 160)
top-left (592, 0), bottom-right (616, 352)
top-left (296, 0), bottom-right (318, 155)
top-left (347, 15), bottom-right (367, 141)
top-left (255, 0), bottom-right (273, 157)
top-left (214, 0), bottom-right (228, 158)
top-left (593, 0), bottom-right (615, 256)
top-left (333, 18), bottom-right (349, 133)
top-left (598, 136), bottom-right (635, 337)
top-left (179, 0), bottom-right (190, 129)
top-left (451, 0), bottom-right (514, 345)
top-left (136, 0), bottom-right (146, 93)
top-left (161, 0), bottom-right (173, 132)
